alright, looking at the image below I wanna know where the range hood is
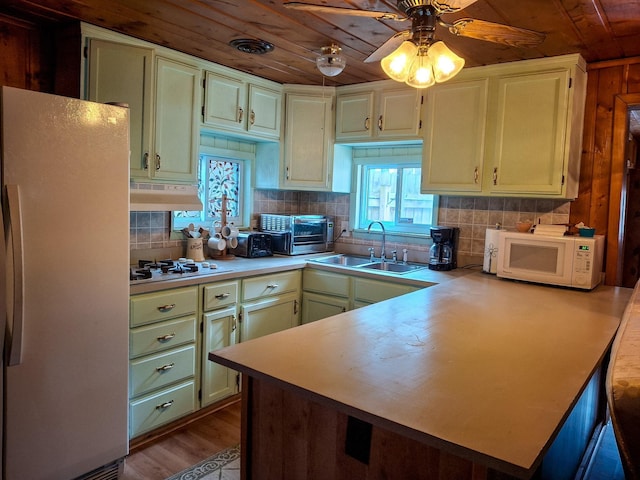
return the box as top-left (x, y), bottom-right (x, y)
top-left (130, 182), bottom-right (203, 211)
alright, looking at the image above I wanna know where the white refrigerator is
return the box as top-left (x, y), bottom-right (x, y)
top-left (0, 86), bottom-right (130, 479)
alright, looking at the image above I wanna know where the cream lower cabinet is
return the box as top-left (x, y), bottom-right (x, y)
top-left (240, 270), bottom-right (301, 341)
top-left (129, 286), bottom-right (198, 439)
top-left (302, 268), bottom-right (422, 322)
top-left (201, 281), bottom-right (239, 407)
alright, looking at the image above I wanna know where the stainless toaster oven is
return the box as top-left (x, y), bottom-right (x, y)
top-left (259, 214), bottom-right (333, 255)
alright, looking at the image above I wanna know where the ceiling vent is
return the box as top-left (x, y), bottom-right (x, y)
top-left (229, 39), bottom-right (275, 55)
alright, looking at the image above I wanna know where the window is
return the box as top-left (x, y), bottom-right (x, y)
top-left (353, 149), bottom-right (437, 234)
top-left (173, 153), bottom-right (248, 229)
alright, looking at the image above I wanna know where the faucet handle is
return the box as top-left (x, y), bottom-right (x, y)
top-left (391, 249), bottom-right (397, 263)
top-left (368, 247), bottom-right (375, 261)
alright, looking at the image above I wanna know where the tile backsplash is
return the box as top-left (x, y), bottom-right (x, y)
top-left (130, 191), bottom-right (572, 266)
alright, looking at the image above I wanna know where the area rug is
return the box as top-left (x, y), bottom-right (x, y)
top-left (165, 445), bottom-right (241, 480)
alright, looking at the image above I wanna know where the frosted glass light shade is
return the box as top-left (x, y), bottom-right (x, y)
top-left (405, 48), bottom-right (435, 89)
top-left (317, 44), bottom-right (346, 77)
top-left (428, 41), bottom-right (465, 83)
top-left (381, 41), bottom-right (418, 82)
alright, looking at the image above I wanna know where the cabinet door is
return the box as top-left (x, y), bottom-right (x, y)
top-left (378, 87), bottom-right (421, 138)
top-left (86, 39), bottom-right (153, 180)
top-left (153, 57), bottom-right (200, 183)
top-left (301, 291), bottom-right (349, 324)
top-left (335, 91), bottom-right (374, 140)
top-left (421, 79), bottom-right (488, 193)
top-left (241, 293), bottom-right (300, 342)
top-left (203, 71), bottom-right (247, 131)
top-left (353, 278), bottom-right (419, 304)
top-left (248, 84), bottom-right (282, 138)
top-left (202, 306), bottom-right (238, 406)
top-left (488, 69), bottom-right (570, 195)
top-left (283, 93), bottom-right (334, 190)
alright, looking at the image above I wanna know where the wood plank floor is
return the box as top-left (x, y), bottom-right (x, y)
top-left (122, 400), bottom-right (241, 480)
top-left (121, 399), bottom-right (624, 480)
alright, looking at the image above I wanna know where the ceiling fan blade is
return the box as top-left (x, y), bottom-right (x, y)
top-left (283, 2), bottom-right (406, 21)
top-left (364, 30), bottom-right (412, 63)
top-left (449, 18), bottom-right (545, 48)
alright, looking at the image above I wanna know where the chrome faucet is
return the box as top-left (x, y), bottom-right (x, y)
top-left (367, 221), bottom-right (386, 262)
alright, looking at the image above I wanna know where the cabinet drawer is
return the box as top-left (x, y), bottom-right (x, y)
top-left (130, 316), bottom-right (197, 359)
top-left (203, 281), bottom-right (238, 311)
top-left (353, 278), bottom-right (419, 304)
top-left (129, 380), bottom-right (196, 438)
top-left (130, 345), bottom-right (196, 397)
top-left (303, 269), bottom-right (350, 297)
top-left (130, 287), bottom-right (197, 326)
top-left (242, 270), bottom-right (301, 301)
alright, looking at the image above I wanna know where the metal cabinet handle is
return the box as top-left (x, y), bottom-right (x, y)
top-left (250, 110), bottom-right (255, 125)
top-left (156, 400), bottom-right (174, 410)
top-left (286, 166), bottom-right (290, 180)
top-left (474, 167), bottom-right (479, 184)
top-left (157, 333), bottom-right (176, 342)
top-left (378, 115), bottom-right (383, 131)
top-left (156, 363), bottom-right (175, 372)
top-left (364, 117), bottom-right (370, 131)
top-left (493, 167), bottom-right (498, 185)
top-left (294, 299), bottom-right (299, 314)
top-left (143, 152), bottom-right (149, 170)
top-left (267, 284), bottom-right (279, 289)
top-left (155, 153), bottom-right (161, 170)
top-left (215, 293), bottom-right (230, 299)
top-left (238, 107), bottom-right (244, 123)
top-left (232, 315), bottom-right (237, 331)
top-left (158, 303), bottom-right (176, 312)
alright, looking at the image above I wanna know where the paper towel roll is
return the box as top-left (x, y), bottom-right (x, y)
top-left (483, 227), bottom-right (501, 274)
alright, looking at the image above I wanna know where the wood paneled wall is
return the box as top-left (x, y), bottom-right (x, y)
top-left (570, 57), bottom-right (640, 285)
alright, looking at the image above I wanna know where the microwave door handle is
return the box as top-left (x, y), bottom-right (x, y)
top-left (5, 185), bottom-right (24, 366)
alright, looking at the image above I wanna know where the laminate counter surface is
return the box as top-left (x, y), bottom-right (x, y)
top-left (210, 274), bottom-right (631, 477)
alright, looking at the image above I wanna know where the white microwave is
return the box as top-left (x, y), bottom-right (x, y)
top-left (496, 231), bottom-right (605, 290)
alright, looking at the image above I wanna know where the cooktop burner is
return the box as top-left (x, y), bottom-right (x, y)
top-left (130, 259), bottom-right (232, 284)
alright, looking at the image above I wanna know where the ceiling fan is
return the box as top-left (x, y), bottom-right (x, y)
top-left (283, 0), bottom-right (546, 63)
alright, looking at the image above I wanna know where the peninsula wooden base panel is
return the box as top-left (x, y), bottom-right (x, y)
top-left (240, 376), bottom-right (519, 480)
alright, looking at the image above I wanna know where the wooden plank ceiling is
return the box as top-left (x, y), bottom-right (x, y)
top-left (3, 0), bottom-right (640, 87)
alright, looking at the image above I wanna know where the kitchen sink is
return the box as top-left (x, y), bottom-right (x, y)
top-left (358, 262), bottom-right (428, 274)
top-left (311, 255), bottom-right (373, 266)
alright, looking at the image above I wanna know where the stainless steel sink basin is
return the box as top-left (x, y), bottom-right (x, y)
top-left (358, 262), bottom-right (428, 274)
top-left (311, 255), bottom-right (373, 266)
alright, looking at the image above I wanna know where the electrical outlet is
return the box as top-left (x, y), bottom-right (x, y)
top-left (341, 220), bottom-right (350, 237)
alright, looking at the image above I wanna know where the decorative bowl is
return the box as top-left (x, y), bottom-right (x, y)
top-left (515, 221), bottom-right (533, 233)
top-left (579, 227), bottom-right (596, 237)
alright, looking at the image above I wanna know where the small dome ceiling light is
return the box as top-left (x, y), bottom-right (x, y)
top-left (316, 43), bottom-right (346, 77)
top-left (229, 39), bottom-right (275, 55)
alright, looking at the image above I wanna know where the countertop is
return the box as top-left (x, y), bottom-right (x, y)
top-left (129, 253), bottom-right (470, 295)
top-left (210, 273), bottom-right (632, 477)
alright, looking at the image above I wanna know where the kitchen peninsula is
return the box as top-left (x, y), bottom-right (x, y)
top-left (210, 274), bottom-right (631, 479)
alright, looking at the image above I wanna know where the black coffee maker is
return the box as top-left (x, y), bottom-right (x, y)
top-left (428, 226), bottom-right (459, 271)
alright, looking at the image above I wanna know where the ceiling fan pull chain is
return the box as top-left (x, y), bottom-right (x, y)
top-left (378, 115), bottom-right (383, 131)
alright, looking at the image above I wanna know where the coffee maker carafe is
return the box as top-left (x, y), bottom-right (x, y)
top-left (428, 226), bottom-right (459, 271)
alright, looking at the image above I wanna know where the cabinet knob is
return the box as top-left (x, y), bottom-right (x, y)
top-left (156, 362), bottom-right (175, 372)
top-left (250, 110), bottom-right (255, 125)
top-left (156, 333), bottom-right (176, 342)
top-left (156, 400), bottom-right (174, 410)
top-left (157, 303), bottom-right (176, 312)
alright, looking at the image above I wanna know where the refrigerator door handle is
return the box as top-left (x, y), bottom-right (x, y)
top-left (6, 184), bottom-right (25, 366)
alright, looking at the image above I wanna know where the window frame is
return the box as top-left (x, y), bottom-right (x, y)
top-left (351, 149), bottom-right (438, 238)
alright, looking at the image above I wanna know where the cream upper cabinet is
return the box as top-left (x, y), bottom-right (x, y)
top-left (282, 88), bottom-right (335, 190)
top-left (421, 78), bottom-right (488, 193)
top-left (152, 57), bottom-right (200, 183)
top-left (203, 70), bottom-right (282, 140)
top-left (86, 39), bottom-right (199, 183)
top-left (86, 39), bottom-right (153, 181)
top-left (420, 54), bottom-right (586, 199)
top-left (335, 82), bottom-right (422, 142)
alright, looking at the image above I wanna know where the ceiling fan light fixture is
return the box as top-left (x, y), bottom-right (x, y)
top-left (381, 41), bottom-right (418, 82)
top-left (406, 45), bottom-right (435, 88)
top-left (316, 43), bottom-right (346, 77)
top-left (427, 41), bottom-right (465, 83)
